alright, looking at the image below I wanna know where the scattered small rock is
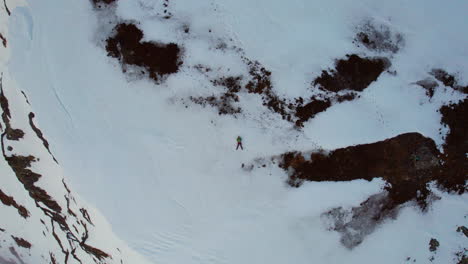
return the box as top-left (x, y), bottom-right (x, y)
top-left (429, 238), bottom-right (440, 252)
top-left (457, 226), bottom-right (468, 238)
top-left (355, 20), bottom-right (404, 53)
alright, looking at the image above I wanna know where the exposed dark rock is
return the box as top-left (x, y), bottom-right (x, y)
top-left (437, 99), bottom-right (468, 193)
top-left (295, 99), bottom-right (331, 127)
top-left (335, 92), bottom-right (358, 103)
top-left (5, 128), bottom-right (24, 141)
top-left (11, 236), bottom-right (32, 249)
top-left (280, 133), bottom-right (441, 209)
top-left (429, 238), bottom-right (440, 252)
top-left (457, 226), bottom-right (468, 238)
top-left (431, 69), bottom-right (456, 88)
top-left (0, 189), bottom-right (30, 218)
top-left (106, 23), bottom-right (182, 82)
top-left (313, 54), bottom-right (390, 92)
top-left (415, 78), bottom-right (438, 98)
top-left (431, 69), bottom-right (467, 94)
top-left (3, 154), bottom-right (62, 213)
top-left (456, 252), bottom-right (468, 264)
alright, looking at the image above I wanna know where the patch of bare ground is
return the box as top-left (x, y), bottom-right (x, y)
top-left (106, 23), bottom-right (182, 83)
top-left (280, 133), bottom-right (441, 209)
top-left (11, 236), bottom-right (32, 249)
top-left (431, 69), bottom-right (468, 94)
top-left (0, 189), bottom-right (29, 218)
top-left (437, 98), bottom-right (468, 193)
top-left (457, 226), bottom-right (468, 238)
top-left (415, 69), bottom-right (468, 97)
top-left (313, 54), bottom-right (390, 92)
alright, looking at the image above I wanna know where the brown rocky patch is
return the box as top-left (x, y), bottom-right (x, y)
top-left (280, 133), bottom-right (441, 209)
top-left (314, 54), bottom-right (390, 92)
top-left (294, 99), bottom-right (331, 126)
top-left (0, 189), bottom-right (29, 218)
top-left (5, 127), bottom-right (24, 141)
top-left (106, 23), bottom-right (182, 82)
top-left (11, 236), bottom-right (32, 249)
top-left (437, 99), bottom-right (468, 193)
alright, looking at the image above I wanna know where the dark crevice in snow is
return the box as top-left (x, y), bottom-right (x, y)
top-left (3, 0), bottom-right (10, 16)
top-left (105, 23), bottom-right (183, 83)
top-left (20, 91), bottom-right (30, 105)
top-left (28, 112), bottom-right (58, 163)
top-left (49, 252), bottom-right (58, 264)
top-left (80, 208), bottom-right (94, 226)
top-left (79, 221), bottom-right (110, 260)
top-left (0, 33), bottom-right (6, 48)
top-left (0, 189), bottom-right (30, 218)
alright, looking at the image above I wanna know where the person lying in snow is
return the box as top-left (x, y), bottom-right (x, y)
top-left (236, 136), bottom-right (243, 150)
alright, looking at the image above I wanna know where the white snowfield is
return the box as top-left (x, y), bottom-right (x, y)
top-left (1, 0), bottom-right (467, 263)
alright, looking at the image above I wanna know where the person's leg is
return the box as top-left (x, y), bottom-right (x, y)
top-left (240, 143), bottom-right (243, 150)
top-left (236, 143), bottom-right (239, 150)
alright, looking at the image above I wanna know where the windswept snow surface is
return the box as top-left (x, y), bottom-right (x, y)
top-left (6, 0), bottom-right (468, 263)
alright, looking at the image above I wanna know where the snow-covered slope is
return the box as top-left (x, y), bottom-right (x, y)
top-left (2, 0), bottom-right (467, 263)
top-left (0, 1), bottom-right (151, 264)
